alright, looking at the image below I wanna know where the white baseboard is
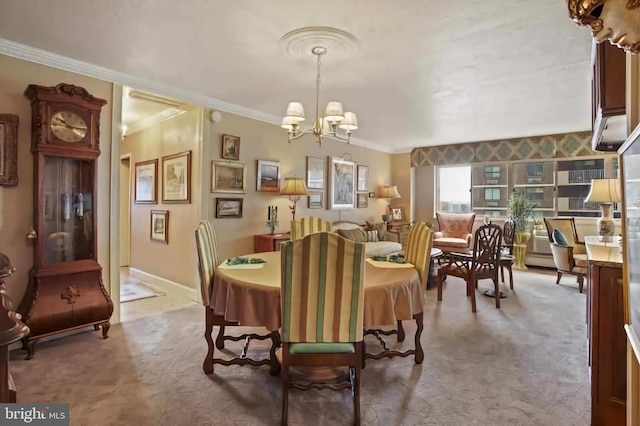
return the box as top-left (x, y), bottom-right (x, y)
top-left (128, 268), bottom-right (200, 303)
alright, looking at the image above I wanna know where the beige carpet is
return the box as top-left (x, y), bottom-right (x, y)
top-left (10, 269), bottom-right (589, 426)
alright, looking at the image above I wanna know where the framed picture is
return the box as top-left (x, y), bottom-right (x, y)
top-left (306, 156), bottom-right (325, 190)
top-left (257, 160), bottom-right (281, 192)
top-left (0, 114), bottom-right (18, 186)
top-left (308, 192), bottom-right (323, 209)
top-left (221, 134), bottom-right (240, 161)
top-left (357, 193), bottom-right (368, 208)
top-left (328, 156), bottom-right (355, 210)
top-left (211, 161), bottom-right (247, 193)
top-left (162, 151), bottom-right (191, 203)
top-left (216, 197), bottom-right (243, 218)
top-left (391, 207), bottom-right (405, 222)
top-left (357, 165), bottom-right (369, 192)
top-left (150, 210), bottom-right (168, 243)
top-left (134, 159), bottom-right (158, 204)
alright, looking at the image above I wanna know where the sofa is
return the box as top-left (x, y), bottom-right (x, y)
top-left (332, 221), bottom-right (402, 257)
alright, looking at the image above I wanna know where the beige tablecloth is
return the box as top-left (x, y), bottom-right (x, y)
top-left (212, 251), bottom-right (425, 331)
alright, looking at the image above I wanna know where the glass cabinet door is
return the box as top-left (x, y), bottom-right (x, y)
top-left (41, 156), bottom-right (95, 264)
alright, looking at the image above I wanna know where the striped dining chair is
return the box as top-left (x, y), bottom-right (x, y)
top-left (280, 232), bottom-right (365, 426)
top-left (195, 221), bottom-right (275, 375)
top-left (290, 216), bottom-right (332, 241)
top-left (405, 222), bottom-right (435, 288)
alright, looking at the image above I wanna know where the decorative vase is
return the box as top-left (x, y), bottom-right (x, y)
top-left (513, 231), bottom-right (530, 270)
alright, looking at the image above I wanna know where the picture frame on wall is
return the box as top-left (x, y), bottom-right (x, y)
top-left (216, 197), bottom-right (243, 218)
top-left (392, 207), bottom-right (405, 222)
top-left (357, 165), bottom-right (369, 192)
top-left (150, 210), bottom-right (169, 243)
top-left (257, 160), bottom-right (281, 192)
top-left (0, 114), bottom-right (18, 186)
top-left (211, 161), bottom-right (247, 193)
top-left (308, 192), bottom-right (323, 209)
top-left (306, 156), bottom-right (325, 190)
top-left (221, 134), bottom-right (240, 161)
top-left (134, 159), bottom-right (158, 204)
top-left (328, 156), bottom-right (355, 210)
top-left (162, 151), bottom-right (191, 203)
top-left (357, 193), bottom-right (368, 208)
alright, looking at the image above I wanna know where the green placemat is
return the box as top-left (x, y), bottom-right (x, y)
top-left (226, 257), bottom-right (266, 265)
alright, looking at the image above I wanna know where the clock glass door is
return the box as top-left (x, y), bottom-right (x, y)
top-left (42, 156), bottom-right (95, 264)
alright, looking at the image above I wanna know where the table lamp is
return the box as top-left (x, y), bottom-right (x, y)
top-left (280, 177), bottom-right (309, 222)
top-left (585, 178), bottom-right (621, 237)
top-left (380, 185), bottom-right (401, 222)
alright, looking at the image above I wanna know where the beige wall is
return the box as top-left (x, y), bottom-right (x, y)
top-left (121, 108), bottom-right (202, 289)
top-left (390, 153), bottom-right (411, 220)
top-left (414, 165), bottom-right (436, 225)
top-left (0, 54), bottom-right (113, 305)
top-left (203, 111), bottom-right (392, 260)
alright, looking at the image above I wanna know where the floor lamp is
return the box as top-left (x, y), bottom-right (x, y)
top-left (585, 178), bottom-right (621, 237)
top-left (380, 185), bottom-right (401, 223)
top-left (280, 177), bottom-right (309, 222)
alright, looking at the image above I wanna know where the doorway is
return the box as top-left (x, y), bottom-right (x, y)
top-left (120, 155), bottom-right (131, 267)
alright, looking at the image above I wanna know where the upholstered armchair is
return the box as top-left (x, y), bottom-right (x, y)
top-left (543, 217), bottom-right (587, 293)
top-left (290, 216), bottom-right (332, 241)
top-left (433, 212), bottom-right (476, 254)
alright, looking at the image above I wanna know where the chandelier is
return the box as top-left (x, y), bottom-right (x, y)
top-left (281, 46), bottom-right (358, 145)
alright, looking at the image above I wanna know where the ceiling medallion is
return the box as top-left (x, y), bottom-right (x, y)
top-left (279, 26), bottom-right (360, 58)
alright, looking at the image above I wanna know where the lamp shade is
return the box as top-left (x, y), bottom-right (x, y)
top-left (324, 101), bottom-right (345, 122)
top-left (585, 178), bottom-right (621, 203)
top-left (339, 112), bottom-right (358, 130)
top-left (280, 177), bottom-right (309, 196)
top-left (380, 185), bottom-right (401, 199)
top-left (284, 102), bottom-right (306, 122)
top-left (281, 117), bottom-right (297, 130)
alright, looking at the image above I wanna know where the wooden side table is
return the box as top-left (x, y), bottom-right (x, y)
top-left (254, 232), bottom-right (290, 253)
top-left (387, 222), bottom-right (411, 247)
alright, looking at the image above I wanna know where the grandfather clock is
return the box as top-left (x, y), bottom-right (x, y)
top-left (19, 83), bottom-right (113, 359)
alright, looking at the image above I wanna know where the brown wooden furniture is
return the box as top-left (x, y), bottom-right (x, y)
top-left (499, 219), bottom-right (515, 290)
top-left (19, 84), bottom-right (113, 359)
top-left (0, 254), bottom-right (29, 403)
top-left (437, 224), bottom-right (502, 312)
top-left (585, 237), bottom-right (626, 426)
top-left (254, 232), bottom-right (290, 253)
top-left (591, 40), bottom-right (626, 152)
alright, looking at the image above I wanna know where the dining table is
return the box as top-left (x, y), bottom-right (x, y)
top-left (212, 250), bottom-right (427, 369)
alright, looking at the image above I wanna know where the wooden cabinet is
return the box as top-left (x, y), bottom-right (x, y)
top-left (586, 238), bottom-right (626, 425)
top-left (254, 233), bottom-right (290, 253)
top-left (591, 40), bottom-right (627, 152)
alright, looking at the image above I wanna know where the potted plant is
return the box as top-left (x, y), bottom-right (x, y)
top-left (509, 189), bottom-right (535, 270)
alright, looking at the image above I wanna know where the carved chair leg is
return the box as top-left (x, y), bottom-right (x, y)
top-left (215, 324), bottom-right (226, 350)
top-left (469, 276), bottom-right (477, 313)
top-left (353, 343), bottom-right (362, 425)
top-left (397, 320), bottom-right (405, 342)
top-left (281, 365), bottom-right (289, 426)
top-left (203, 308), bottom-right (215, 374)
top-left (493, 278), bottom-right (500, 309)
top-left (413, 312), bottom-right (424, 364)
top-left (556, 271), bottom-right (562, 284)
top-left (437, 271), bottom-right (444, 301)
top-left (100, 322), bottom-right (110, 339)
top-left (500, 265), bottom-right (505, 284)
top-left (269, 331), bottom-right (281, 376)
top-left (577, 275), bottom-right (584, 293)
top-left (23, 339), bottom-right (35, 361)
top-left (93, 324), bottom-right (100, 331)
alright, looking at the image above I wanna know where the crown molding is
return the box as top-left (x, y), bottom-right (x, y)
top-left (0, 38), bottom-right (395, 154)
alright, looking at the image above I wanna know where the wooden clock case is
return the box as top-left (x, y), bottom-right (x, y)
top-left (19, 83), bottom-right (113, 359)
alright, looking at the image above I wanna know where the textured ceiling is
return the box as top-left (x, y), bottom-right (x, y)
top-left (0, 0), bottom-right (594, 152)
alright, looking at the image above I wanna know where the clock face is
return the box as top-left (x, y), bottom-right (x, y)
top-left (50, 111), bottom-right (88, 143)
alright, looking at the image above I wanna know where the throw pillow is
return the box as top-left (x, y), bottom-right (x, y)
top-left (552, 229), bottom-right (570, 247)
top-left (365, 221), bottom-right (387, 241)
top-left (366, 230), bottom-right (379, 242)
top-left (337, 228), bottom-right (367, 242)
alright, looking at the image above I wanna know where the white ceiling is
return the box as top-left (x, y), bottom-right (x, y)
top-left (0, 0), bottom-right (594, 153)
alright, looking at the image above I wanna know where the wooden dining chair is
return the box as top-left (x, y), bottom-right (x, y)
top-left (195, 221), bottom-right (277, 375)
top-left (290, 216), bottom-right (332, 241)
top-left (500, 219), bottom-right (515, 290)
top-left (280, 232), bottom-right (365, 426)
top-left (437, 224), bottom-right (502, 312)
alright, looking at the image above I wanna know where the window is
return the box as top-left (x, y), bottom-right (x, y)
top-left (524, 187), bottom-right (544, 204)
top-left (484, 165), bottom-right (500, 183)
top-left (438, 166), bottom-right (471, 213)
top-left (484, 188), bottom-right (500, 201)
top-left (526, 162), bottom-right (544, 183)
